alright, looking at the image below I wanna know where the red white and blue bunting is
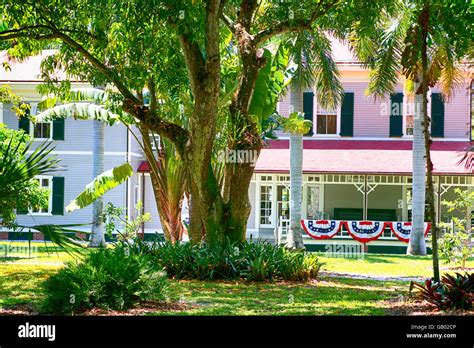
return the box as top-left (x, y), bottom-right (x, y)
top-left (301, 219), bottom-right (432, 244)
top-left (343, 221), bottom-right (386, 243)
top-left (300, 220), bottom-right (344, 240)
top-left (387, 222), bottom-right (431, 243)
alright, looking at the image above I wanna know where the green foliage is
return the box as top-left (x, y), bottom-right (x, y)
top-left (0, 124), bottom-right (59, 224)
top-left (276, 112), bottom-right (312, 135)
top-left (41, 244), bottom-right (169, 314)
top-left (66, 162), bottom-right (133, 212)
top-left (439, 188), bottom-right (474, 268)
top-left (103, 202), bottom-right (151, 241)
top-left (412, 272), bottom-right (474, 311)
top-left (147, 240), bottom-right (321, 282)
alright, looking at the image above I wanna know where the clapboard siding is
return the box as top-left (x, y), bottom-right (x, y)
top-left (14, 155), bottom-right (127, 227)
top-left (350, 82), bottom-right (393, 138)
top-left (247, 182), bottom-right (256, 230)
top-left (439, 85), bottom-right (470, 139)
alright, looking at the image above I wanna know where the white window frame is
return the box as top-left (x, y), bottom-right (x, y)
top-left (403, 89), bottom-right (432, 137)
top-left (313, 92), bottom-right (341, 137)
top-left (29, 175), bottom-right (53, 215)
top-left (148, 131), bottom-right (161, 151)
top-left (258, 182), bottom-right (275, 228)
top-left (28, 103), bottom-right (53, 141)
top-left (302, 184), bottom-right (325, 219)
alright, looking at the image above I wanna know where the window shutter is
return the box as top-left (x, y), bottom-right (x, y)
top-left (52, 177), bottom-right (65, 215)
top-left (18, 117), bottom-right (30, 134)
top-left (431, 93), bottom-right (444, 138)
top-left (302, 92), bottom-right (314, 136)
top-left (340, 92), bottom-right (354, 136)
top-left (389, 93), bottom-right (403, 137)
top-left (52, 119), bottom-right (65, 140)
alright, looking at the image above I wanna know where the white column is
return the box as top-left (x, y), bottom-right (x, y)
top-left (0, 102), bottom-right (3, 124)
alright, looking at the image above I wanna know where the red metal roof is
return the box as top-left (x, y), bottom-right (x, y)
top-left (137, 140), bottom-right (473, 176)
top-left (254, 140), bottom-right (473, 176)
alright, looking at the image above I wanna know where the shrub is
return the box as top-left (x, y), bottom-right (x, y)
top-left (411, 272), bottom-right (474, 311)
top-left (149, 240), bottom-right (321, 282)
top-left (41, 244), bottom-right (169, 314)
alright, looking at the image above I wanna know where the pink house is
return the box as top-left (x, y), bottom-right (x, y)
top-left (244, 38), bottom-right (473, 253)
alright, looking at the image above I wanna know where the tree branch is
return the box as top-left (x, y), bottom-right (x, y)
top-left (254, 0), bottom-right (337, 45)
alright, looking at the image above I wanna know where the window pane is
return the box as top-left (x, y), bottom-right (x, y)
top-left (33, 122), bottom-right (51, 139)
top-left (327, 115), bottom-right (337, 134)
top-left (317, 115), bottom-right (327, 134)
top-left (406, 115), bottom-right (414, 135)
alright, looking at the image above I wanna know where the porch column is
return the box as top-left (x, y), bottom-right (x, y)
top-left (363, 175), bottom-right (368, 220)
top-left (0, 102), bottom-right (3, 124)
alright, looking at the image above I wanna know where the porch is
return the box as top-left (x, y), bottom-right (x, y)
top-left (249, 173), bottom-right (474, 253)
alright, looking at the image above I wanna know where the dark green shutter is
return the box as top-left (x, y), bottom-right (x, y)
top-left (18, 117), bottom-right (30, 134)
top-left (52, 177), bottom-right (65, 215)
top-left (389, 93), bottom-right (403, 137)
top-left (431, 93), bottom-right (444, 138)
top-left (52, 119), bottom-right (65, 140)
top-left (303, 92), bottom-right (314, 136)
top-left (340, 92), bottom-right (354, 136)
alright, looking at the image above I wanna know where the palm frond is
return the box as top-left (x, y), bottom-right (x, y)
top-left (366, 14), bottom-right (410, 98)
top-left (34, 103), bottom-right (120, 126)
top-left (66, 163), bottom-right (133, 212)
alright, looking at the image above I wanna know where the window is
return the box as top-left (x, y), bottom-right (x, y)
top-left (404, 94), bottom-right (415, 136)
top-left (134, 184), bottom-right (140, 206)
top-left (29, 103), bottom-right (52, 140)
top-left (306, 186), bottom-right (321, 220)
top-left (32, 122), bottom-right (52, 140)
top-left (259, 185), bottom-right (273, 225)
top-left (148, 132), bottom-right (160, 150)
top-left (30, 176), bottom-right (52, 214)
top-left (316, 104), bottom-right (338, 135)
top-left (276, 185), bottom-right (290, 221)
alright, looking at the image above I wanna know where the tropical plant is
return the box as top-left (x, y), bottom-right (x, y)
top-left (363, 0), bottom-right (472, 280)
top-left (103, 201), bottom-right (151, 242)
top-left (149, 239), bottom-right (321, 282)
top-left (411, 272), bottom-right (474, 311)
top-left (41, 244), bottom-right (169, 314)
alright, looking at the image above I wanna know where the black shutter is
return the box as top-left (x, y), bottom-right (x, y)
top-left (302, 92), bottom-right (314, 136)
top-left (51, 177), bottom-right (65, 215)
top-left (431, 93), bottom-right (444, 138)
top-left (18, 117), bottom-right (30, 134)
top-left (389, 93), bottom-right (403, 137)
top-left (340, 92), bottom-right (354, 136)
top-left (52, 119), bottom-right (65, 140)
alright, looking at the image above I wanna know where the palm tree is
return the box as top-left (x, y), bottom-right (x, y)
top-left (88, 120), bottom-right (105, 247)
top-left (364, 0), bottom-right (471, 279)
top-left (277, 112), bottom-right (312, 249)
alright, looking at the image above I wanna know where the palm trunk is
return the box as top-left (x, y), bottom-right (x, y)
top-left (407, 79), bottom-right (427, 255)
top-left (419, 3), bottom-right (440, 281)
top-left (286, 133), bottom-right (305, 249)
top-left (89, 120), bottom-right (105, 247)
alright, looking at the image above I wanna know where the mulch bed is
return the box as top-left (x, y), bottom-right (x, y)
top-left (382, 296), bottom-right (473, 316)
top-left (0, 301), bottom-right (195, 316)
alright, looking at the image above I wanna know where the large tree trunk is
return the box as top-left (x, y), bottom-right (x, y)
top-left (89, 120), bottom-right (105, 247)
top-left (286, 133), bottom-right (305, 249)
top-left (408, 79), bottom-right (427, 256)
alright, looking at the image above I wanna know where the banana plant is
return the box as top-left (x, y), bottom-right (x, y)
top-left (248, 42), bottom-right (293, 139)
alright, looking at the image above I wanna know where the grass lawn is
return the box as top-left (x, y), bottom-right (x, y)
top-left (0, 241), bottom-right (470, 316)
top-left (316, 253), bottom-right (474, 278)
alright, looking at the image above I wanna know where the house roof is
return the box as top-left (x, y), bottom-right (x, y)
top-left (0, 50), bottom-right (78, 82)
top-left (0, 36), bottom-right (358, 84)
top-left (137, 140), bottom-right (473, 176)
top-left (254, 140), bottom-right (473, 176)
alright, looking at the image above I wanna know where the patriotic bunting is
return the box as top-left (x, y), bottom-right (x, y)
top-left (301, 220), bottom-right (343, 240)
top-left (388, 222), bottom-right (431, 243)
top-left (301, 219), bottom-right (433, 244)
top-left (343, 221), bottom-right (386, 243)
